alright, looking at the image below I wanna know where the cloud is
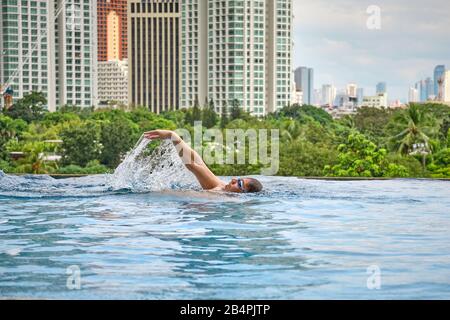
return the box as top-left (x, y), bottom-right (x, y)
top-left (292, 0), bottom-right (450, 101)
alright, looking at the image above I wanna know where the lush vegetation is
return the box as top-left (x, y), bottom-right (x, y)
top-left (1, 92), bottom-right (449, 178)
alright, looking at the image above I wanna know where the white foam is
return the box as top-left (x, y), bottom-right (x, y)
top-left (107, 135), bottom-right (199, 192)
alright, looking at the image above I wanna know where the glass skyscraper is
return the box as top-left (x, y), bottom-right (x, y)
top-left (294, 67), bottom-right (314, 105)
top-left (376, 82), bottom-right (387, 94)
top-left (434, 65), bottom-right (445, 99)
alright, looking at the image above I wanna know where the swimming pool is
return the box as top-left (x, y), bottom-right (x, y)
top-left (1, 171), bottom-right (449, 299)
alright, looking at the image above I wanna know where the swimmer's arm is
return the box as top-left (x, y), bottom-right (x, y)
top-left (143, 130), bottom-right (224, 190)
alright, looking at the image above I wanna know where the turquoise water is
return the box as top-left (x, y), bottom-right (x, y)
top-left (0, 171), bottom-right (449, 299)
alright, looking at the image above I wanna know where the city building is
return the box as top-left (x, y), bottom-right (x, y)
top-left (1, 0), bottom-right (56, 111)
top-left (415, 81), bottom-right (421, 99)
top-left (356, 88), bottom-right (364, 107)
top-left (294, 67), bottom-right (314, 105)
top-left (362, 93), bottom-right (388, 108)
top-left (346, 83), bottom-right (357, 98)
top-left (321, 84), bottom-right (336, 107)
top-left (444, 70), bottom-right (450, 103)
top-left (376, 82), bottom-right (387, 94)
top-left (425, 77), bottom-right (435, 100)
top-left (55, 0), bottom-right (98, 108)
top-left (389, 100), bottom-right (404, 108)
top-left (291, 87), bottom-right (303, 105)
top-left (98, 59), bottom-right (128, 106)
top-left (128, 0), bottom-right (181, 113)
top-left (313, 89), bottom-right (321, 106)
top-left (97, 0), bottom-right (128, 61)
top-left (434, 65), bottom-right (445, 99)
top-left (1, 0), bottom-right (97, 110)
top-left (419, 77), bottom-right (434, 102)
top-left (408, 87), bottom-right (419, 103)
top-left (180, 0), bottom-right (293, 116)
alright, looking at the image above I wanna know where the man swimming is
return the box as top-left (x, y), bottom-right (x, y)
top-left (144, 130), bottom-right (263, 193)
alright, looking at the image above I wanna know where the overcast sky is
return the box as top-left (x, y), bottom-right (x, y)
top-left (292, 0), bottom-right (450, 101)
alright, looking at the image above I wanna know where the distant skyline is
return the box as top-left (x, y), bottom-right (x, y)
top-left (292, 0), bottom-right (450, 102)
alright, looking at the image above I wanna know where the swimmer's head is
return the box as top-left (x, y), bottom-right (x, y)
top-left (225, 177), bottom-right (263, 193)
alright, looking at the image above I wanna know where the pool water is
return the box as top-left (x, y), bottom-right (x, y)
top-left (0, 172), bottom-right (449, 299)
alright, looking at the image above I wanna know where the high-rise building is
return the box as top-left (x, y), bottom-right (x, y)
top-left (408, 87), bottom-right (419, 103)
top-left (98, 59), bottom-right (128, 105)
top-left (180, 0), bottom-right (293, 116)
top-left (180, 0), bottom-right (208, 110)
top-left (291, 87), bottom-right (303, 105)
top-left (376, 82), bottom-right (387, 94)
top-left (1, 0), bottom-right (56, 111)
top-left (443, 70), bottom-right (450, 103)
top-left (321, 84), bottom-right (336, 107)
top-left (97, 0), bottom-right (128, 61)
top-left (419, 77), bottom-right (434, 102)
top-left (55, 0), bottom-right (98, 108)
top-left (294, 67), bottom-right (314, 105)
top-left (1, 0), bottom-right (97, 111)
top-left (434, 65), bottom-right (445, 99)
top-left (425, 77), bottom-right (434, 100)
top-left (346, 83), bottom-right (357, 98)
top-left (128, 0), bottom-right (180, 113)
top-left (356, 88), bottom-right (364, 106)
top-left (313, 88), bottom-right (321, 106)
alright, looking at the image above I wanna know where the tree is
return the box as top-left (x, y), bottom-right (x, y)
top-left (3, 92), bottom-right (47, 123)
top-left (60, 121), bottom-right (103, 167)
top-left (325, 133), bottom-right (408, 177)
top-left (279, 141), bottom-right (338, 176)
top-left (202, 99), bottom-right (217, 128)
top-left (352, 107), bottom-right (392, 142)
top-left (387, 104), bottom-right (438, 156)
top-left (0, 115), bottom-right (27, 160)
top-left (100, 117), bottom-right (140, 168)
top-left (280, 119), bottom-right (302, 143)
top-left (191, 97), bottom-right (202, 125)
top-left (427, 148), bottom-right (450, 177)
top-left (229, 99), bottom-right (242, 121)
top-left (220, 102), bottom-right (229, 129)
top-left (275, 104), bottom-right (333, 125)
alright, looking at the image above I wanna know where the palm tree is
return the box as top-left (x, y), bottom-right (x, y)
top-left (389, 104), bottom-right (437, 166)
top-left (281, 119), bottom-right (302, 143)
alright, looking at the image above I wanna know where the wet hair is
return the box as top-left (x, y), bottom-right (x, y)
top-left (245, 178), bottom-right (263, 193)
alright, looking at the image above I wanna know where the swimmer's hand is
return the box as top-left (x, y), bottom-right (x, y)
top-left (144, 130), bottom-right (181, 143)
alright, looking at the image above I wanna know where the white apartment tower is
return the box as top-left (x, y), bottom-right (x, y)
top-left (443, 70), bottom-right (450, 103)
top-left (180, 0), bottom-right (293, 116)
top-left (55, 0), bottom-right (98, 107)
top-left (1, 0), bottom-right (56, 111)
top-left (1, 0), bottom-right (98, 110)
top-left (98, 59), bottom-right (128, 105)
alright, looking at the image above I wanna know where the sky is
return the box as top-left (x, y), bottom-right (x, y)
top-left (292, 0), bottom-right (450, 102)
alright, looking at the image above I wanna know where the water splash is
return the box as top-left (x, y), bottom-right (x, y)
top-left (0, 136), bottom-right (200, 197)
top-left (107, 135), bottom-right (200, 192)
